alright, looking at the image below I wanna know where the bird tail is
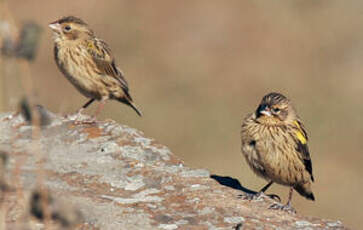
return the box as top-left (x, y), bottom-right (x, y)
top-left (115, 91), bottom-right (142, 117)
top-left (119, 98), bottom-right (142, 117)
top-left (294, 183), bottom-right (315, 201)
top-left (128, 101), bottom-right (142, 117)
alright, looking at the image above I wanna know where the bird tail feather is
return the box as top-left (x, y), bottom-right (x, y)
top-left (128, 101), bottom-right (142, 117)
top-left (118, 97), bottom-right (142, 117)
top-left (294, 183), bottom-right (315, 201)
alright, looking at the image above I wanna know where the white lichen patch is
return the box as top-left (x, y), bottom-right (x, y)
top-left (181, 169), bottom-right (210, 178)
top-left (99, 142), bottom-right (120, 154)
top-left (326, 221), bottom-right (343, 227)
top-left (158, 224), bottom-right (178, 230)
top-left (101, 188), bottom-right (163, 204)
top-left (295, 220), bottom-right (312, 227)
top-left (200, 207), bottom-right (215, 215)
top-left (190, 184), bottom-right (209, 191)
top-left (134, 136), bottom-right (171, 161)
top-left (125, 178), bottom-right (145, 191)
top-left (164, 185), bottom-right (175, 191)
top-left (224, 216), bottom-right (245, 224)
top-left (101, 194), bottom-right (163, 204)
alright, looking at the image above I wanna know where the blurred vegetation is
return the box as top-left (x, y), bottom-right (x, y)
top-left (1, 1), bottom-right (363, 229)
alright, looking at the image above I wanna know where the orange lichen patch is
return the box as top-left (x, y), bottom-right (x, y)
top-left (149, 140), bottom-right (165, 148)
top-left (82, 127), bottom-right (103, 139)
top-left (161, 194), bottom-right (187, 207)
top-left (128, 160), bottom-right (140, 168)
top-left (81, 162), bottom-right (88, 168)
top-left (35, 158), bottom-right (47, 164)
top-left (9, 151), bottom-right (27, 156)
top-left (14, 122), bottom-right (27, 129)
top-left (68, 123), bottom-right (77, 129)
top-left (167, 155), bottom-right (184, 165)
top-left (118, 139), bottom-right (136, 146)
top-left (51, 171), bottom-right (125, 197)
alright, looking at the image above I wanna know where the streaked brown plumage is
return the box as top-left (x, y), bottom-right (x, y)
top-left (240, 92), bottom-right (314, 211)
top-left (49, 16), bottom-right (142, 120)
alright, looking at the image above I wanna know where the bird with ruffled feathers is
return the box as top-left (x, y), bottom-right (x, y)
top-left (240, 92), bottom-right (314, 212)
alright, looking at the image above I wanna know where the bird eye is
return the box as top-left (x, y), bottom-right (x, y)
top-left (272, 107), bottom-right (280, 113)
top-left (64, 25), bottom-right (71, 31)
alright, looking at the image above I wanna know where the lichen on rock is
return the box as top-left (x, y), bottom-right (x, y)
top-left (0, 110), bottom-right (347, 229)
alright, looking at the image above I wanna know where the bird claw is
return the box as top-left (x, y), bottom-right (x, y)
top-left (64, 112), bottom-right (98, 124)
top-left (64, 112), bottom-right (80, 120)
top-left (238, 192), bottom-right (280, 202)
top-left (266, 194), bottom-right (281, 202)
top-left (238, 192), bottom-right (264, 201)
top-left (268, 203), bottom-right (296, 214)
top-left (73, 117), bottom-right (97, 125)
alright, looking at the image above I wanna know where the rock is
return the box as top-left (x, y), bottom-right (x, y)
top-left (0, 110), bottom-right (348, 229)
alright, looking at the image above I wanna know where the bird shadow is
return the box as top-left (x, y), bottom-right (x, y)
top-left (210, 174), bottom-right (255, 194)
top-left (210, 174), bottom-right (281, 202)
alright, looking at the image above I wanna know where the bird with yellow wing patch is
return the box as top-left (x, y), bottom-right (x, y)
top-left (240, 92), bottom-right (315, 213)
top-left (49, 16), bottom-right (142, 123)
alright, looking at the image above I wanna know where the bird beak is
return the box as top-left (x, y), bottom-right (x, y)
top-left (260, 110), bottom-right (272, 117)
top-left (48, 22), bottom-right (61, 32)
top-left (257, 104), bottom-right (272, 117)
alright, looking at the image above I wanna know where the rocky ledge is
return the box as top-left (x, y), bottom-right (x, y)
top-left (0, 109), bottom-right (347, 229)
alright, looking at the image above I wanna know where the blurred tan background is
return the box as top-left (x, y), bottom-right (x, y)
top-left (1, 0), bottom-right (362, 229)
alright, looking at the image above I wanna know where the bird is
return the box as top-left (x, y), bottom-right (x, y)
top-left (240, 92), bottom-right (314, 212)
top-left (48, 16), bottom-right (142, 122)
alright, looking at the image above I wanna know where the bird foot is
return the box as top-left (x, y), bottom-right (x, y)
top-left (268, 202), bottom-right (296, 214)
top-left (238, 192), bottom-right (265, 201)
top-left (238, 192), bottom-right (280, 202)
top-left (73, 116), bottom-right (97, 125)
top-left (266, 194), bottom-right (281, 202)
top-left (64, 112), bottom-right (80, 120)
top-left (63, 112), bottom-right (98, 124)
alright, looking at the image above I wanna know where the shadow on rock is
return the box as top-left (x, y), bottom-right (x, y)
top-left (210, 174), bottom-right (281, 202)
top-left (210, 174), bottom-right (256, 194)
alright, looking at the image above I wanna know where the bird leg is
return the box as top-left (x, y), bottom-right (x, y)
top-left (239, 181), bottom-right (280, 201)
top-left (75, 98), bottom-right (95, 117)
top-left (91, 99), bottom-right (106, 120)
top-left (65, 98), bottom-right (95, 120)
top-left (75, 99), bottom-right (106, 124)
top-left (260, 181), bottom-right (274, 193)
top-left (286, 186), bottom-right (293, 207)
top-left (81, 98), bottom-right (95, 110)
top-left (269, 187), bottom-right (296, 214)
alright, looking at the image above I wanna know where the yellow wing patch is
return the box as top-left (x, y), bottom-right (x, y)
top-left (86, 41), bottom-right (100, 54)
top-left (294, 120), bottom-right (307, 144)
top-left (296, 130), bottom-right (307, 144)
top-left (87, 41), bottom-right (95, 49)
top-left (86, 41), bottom-right (103, 58)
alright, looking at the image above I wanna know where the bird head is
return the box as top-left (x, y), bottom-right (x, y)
top-left (49, 16), bottom-right (93, 42)
top-left (255, 92), bottom-right (297, 125)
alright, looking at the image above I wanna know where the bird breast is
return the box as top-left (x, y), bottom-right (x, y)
top-left (241, 117), bottom-right (308, 185)
top-left (55, 43), bottom-right (106, 99)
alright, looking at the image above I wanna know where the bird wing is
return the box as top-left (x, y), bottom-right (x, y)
top-left (292, 120), bottom-right (314, 182)
top-left (86, 39), bottom-right (130, 94)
